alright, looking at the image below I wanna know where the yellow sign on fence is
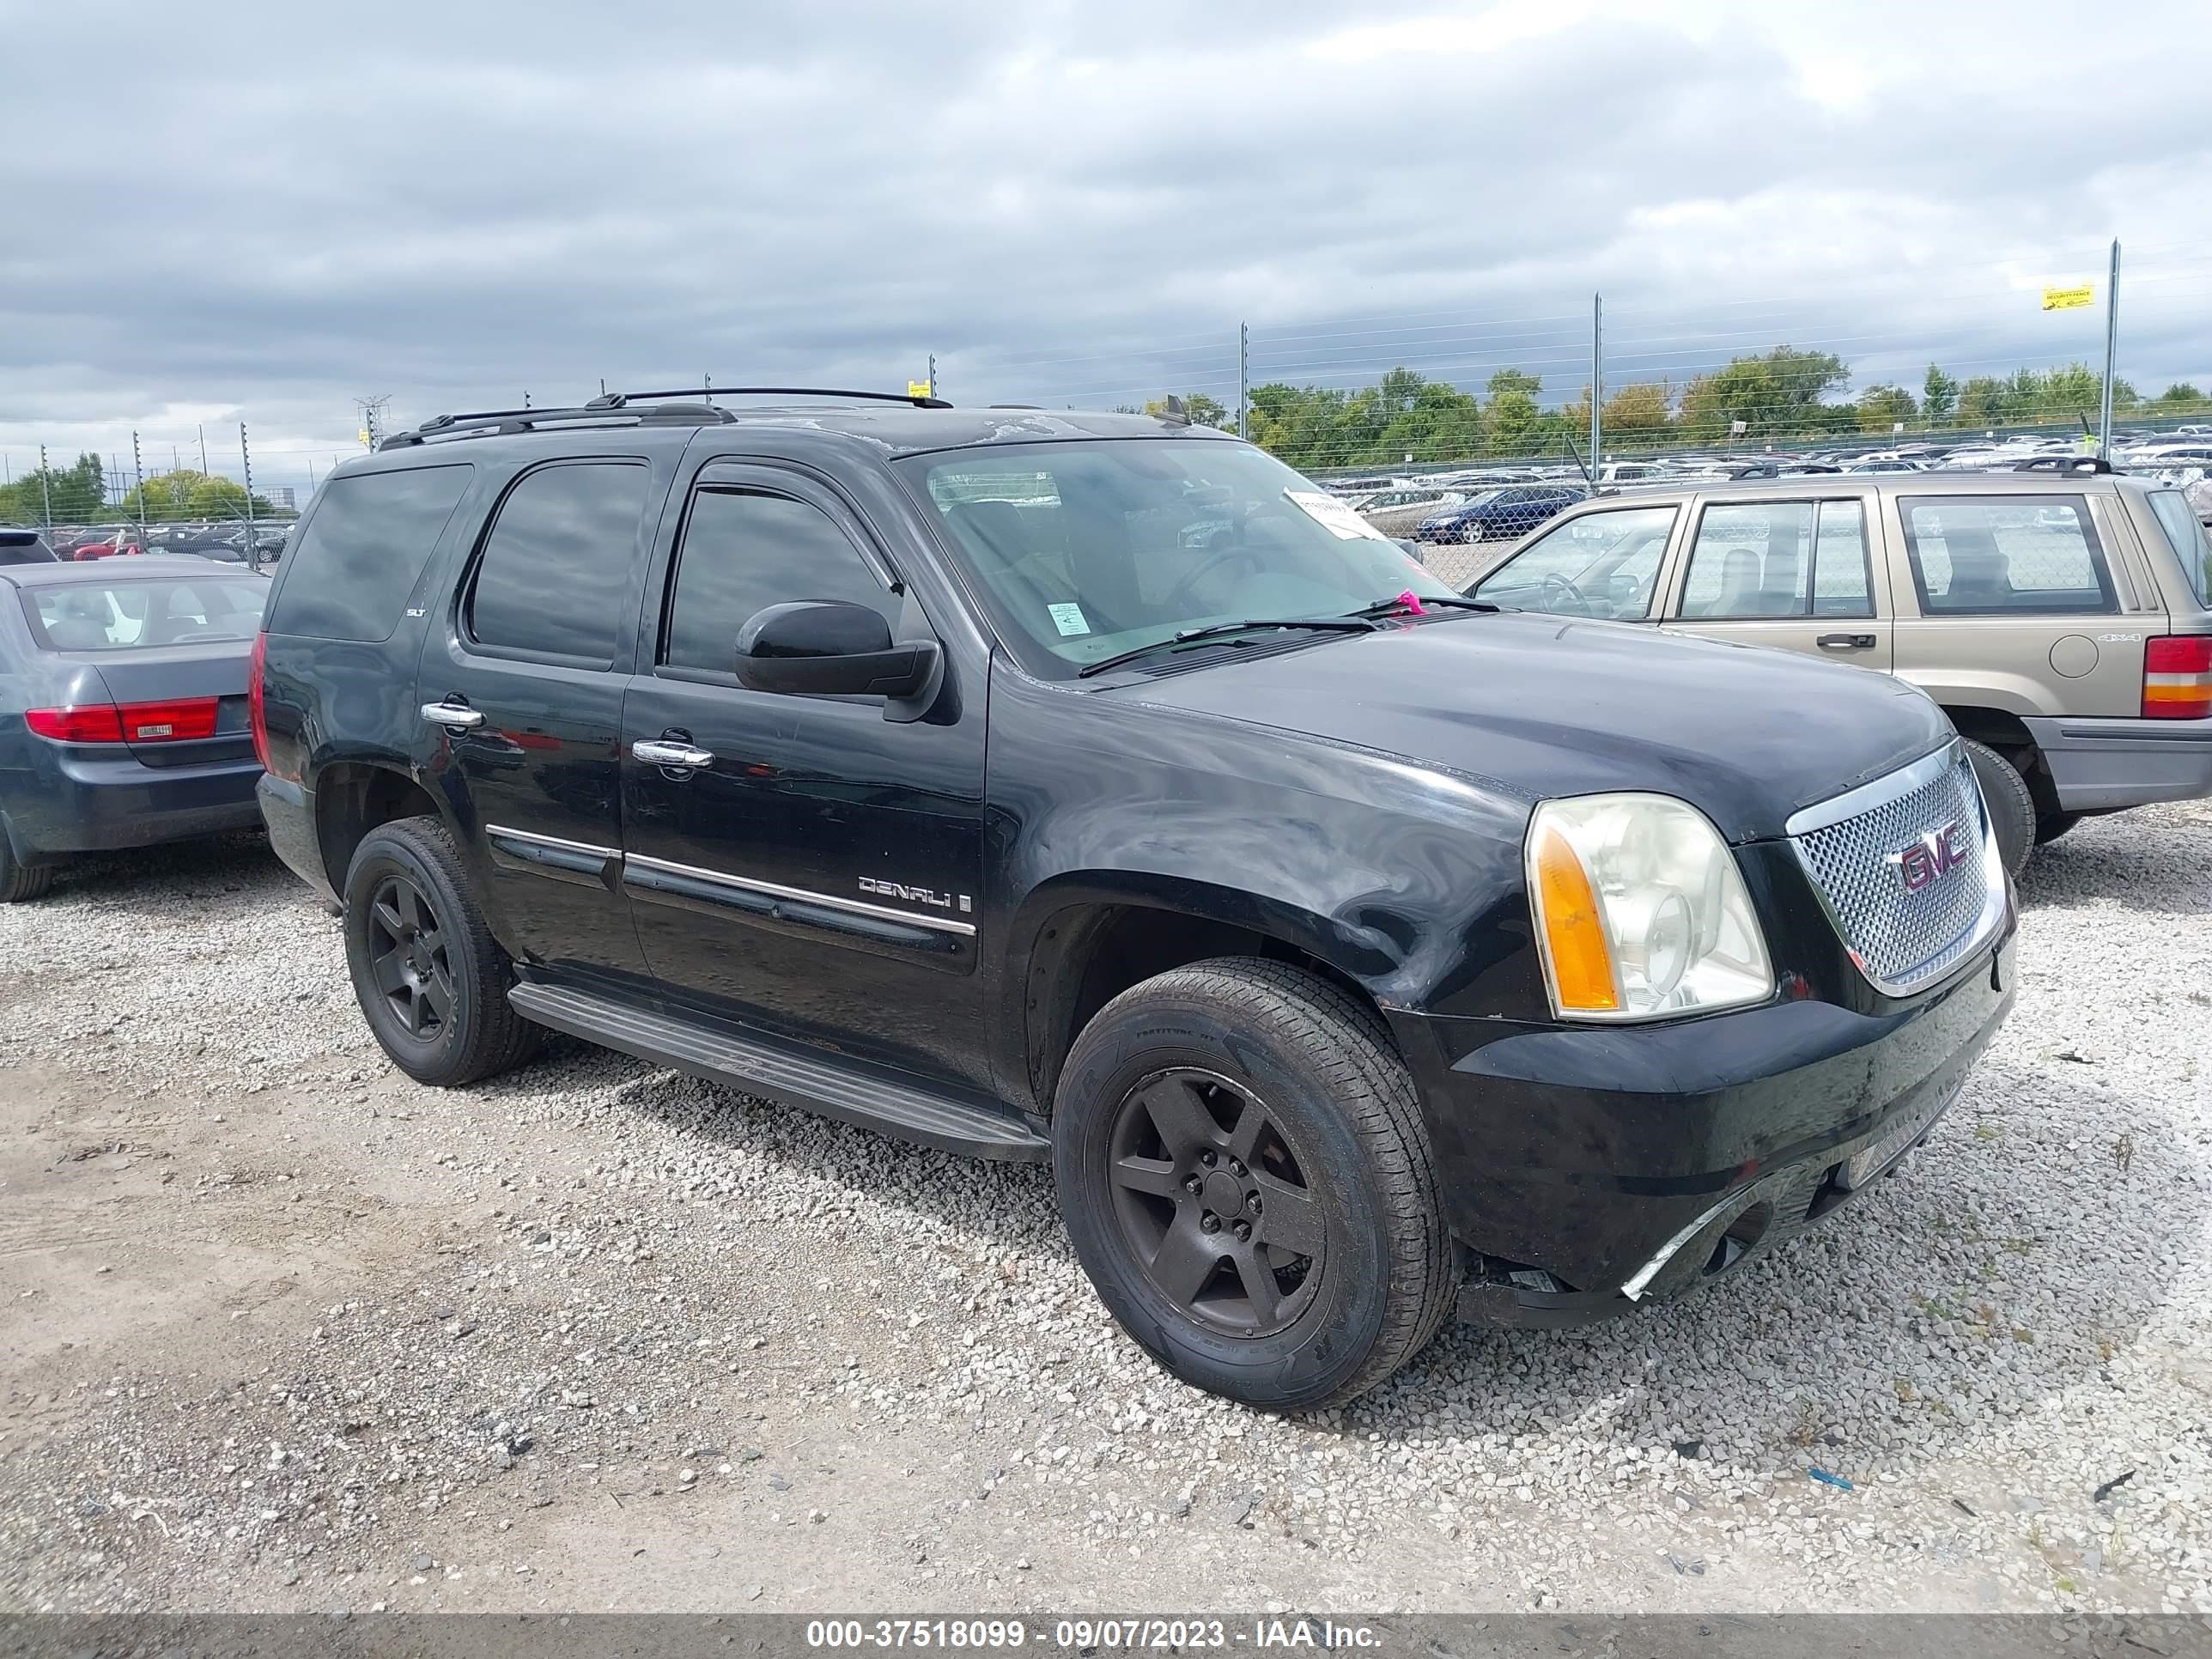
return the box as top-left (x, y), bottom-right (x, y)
top-left (2042, 283), bottom-right (2095, 312)
top-left (908, 380), bottom-right (933, 398)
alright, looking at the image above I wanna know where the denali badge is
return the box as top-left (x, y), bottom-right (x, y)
top-left (1887, 822), bottom-right (1966, 893)
top-left (859, 877), bottom-right (967, 911)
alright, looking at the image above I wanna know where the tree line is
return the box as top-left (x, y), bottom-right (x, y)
top-left (1142, 348), bottom-right (2209, 471)
top-left (1, 457), bottom-right (280, 526)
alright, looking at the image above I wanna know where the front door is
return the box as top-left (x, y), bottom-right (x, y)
top-left (618, 462), bottom-right (990, 1089)
top-left (1660, 494), bottom-right (1894, 672)
top-left (420, 454), bottom-right (659, 982)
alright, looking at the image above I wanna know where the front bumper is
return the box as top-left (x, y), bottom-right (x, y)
top-left (6, 750), bottom-right (263, 860)
top-left (1388, 927), bottom-right (2016, 1328)
top-left (2022, 714), bottom-right (2212, 812)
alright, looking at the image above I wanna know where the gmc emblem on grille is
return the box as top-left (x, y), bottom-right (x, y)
top-left (1887, 822), bottom-right (1966, 893)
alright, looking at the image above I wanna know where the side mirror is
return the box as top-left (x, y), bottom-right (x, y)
top-left (734, 600), bottom-right (939, 698)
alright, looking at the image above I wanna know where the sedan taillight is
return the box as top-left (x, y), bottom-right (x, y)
top-left (27, 697), bottom-right (221, 744)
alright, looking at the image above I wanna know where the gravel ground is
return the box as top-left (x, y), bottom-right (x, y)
top-left (1, 805), bottom-right (2209, 1615)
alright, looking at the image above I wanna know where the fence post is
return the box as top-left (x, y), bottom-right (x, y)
top-left (2098, 239), bottom-right (2121, 460)
top-left (1238, 321), bottom-right (1249, 441)
top-left (132, 431), bottom-right (147, 531)
top-left (39, 443), bottom-right (52, 531)
top-left (240, 423), bottom-right (258, 573)
top-left (1590, 293), bottom-right (1603, 485)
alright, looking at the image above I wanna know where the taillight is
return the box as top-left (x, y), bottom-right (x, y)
top-left (116, 698), bottom-right (220, 741)
top-left (26, 705), bottom-right (125, 743)
top-left (26, 698), bottom-right (220, 744)
top-left (248, 629), bottom-right (271, 770)
top-left (2143, 635), bottom-right (2212, 720)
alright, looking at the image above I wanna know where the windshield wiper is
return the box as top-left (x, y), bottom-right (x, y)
top-left (1346, 593), bottom-right (1500, 619)
top-left (1077, 617), bottom-right (1377, 679)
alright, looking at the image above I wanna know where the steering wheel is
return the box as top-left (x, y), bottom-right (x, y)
top-left (1162, 547), bottom-right (1265, 612)
top-left (1537, 573), bottom-right (1590, 615)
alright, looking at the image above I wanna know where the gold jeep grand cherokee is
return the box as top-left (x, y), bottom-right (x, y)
top-left (1462, 463), bottom-right (2212, 874)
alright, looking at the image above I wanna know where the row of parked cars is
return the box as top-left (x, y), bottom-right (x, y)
top-left (1334, 432), bottom-right (2212, 549)
top-left (7, 388), bottom-right (2209, 1414)
top-left (37, 521), bottom-right (295, 564)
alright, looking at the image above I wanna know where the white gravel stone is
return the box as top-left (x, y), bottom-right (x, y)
top-left (1, 808), bottom-right (2209, 1614)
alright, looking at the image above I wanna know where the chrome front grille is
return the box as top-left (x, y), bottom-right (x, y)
top-left (1788, 744), bottom-right (2006, 996)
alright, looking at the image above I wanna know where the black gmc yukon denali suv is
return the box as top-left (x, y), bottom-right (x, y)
top-left (253, 391), bottom-right (2017, 1409)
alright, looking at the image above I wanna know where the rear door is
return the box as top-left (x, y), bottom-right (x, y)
top-left (419, 454), bottom-right (664, 982)
top-left (1660, 492), bottom-right (1893, 671)
top-left (1887, 489), bottom-right (2154, 717)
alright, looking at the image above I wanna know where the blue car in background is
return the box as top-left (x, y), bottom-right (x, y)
top-left (1413, 483), bottom-right (1586, 545)
top-left (0, 556), bottom-right (269, 901)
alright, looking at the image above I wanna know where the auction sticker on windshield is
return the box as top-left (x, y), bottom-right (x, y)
top-left (1047, 602), bottom-right (1091, 636)
top-left (1285, 489), bottom-right (1389, 540)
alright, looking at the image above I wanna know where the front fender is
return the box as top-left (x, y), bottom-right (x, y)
top-left (980, 672), bottom-right (1547, 1106)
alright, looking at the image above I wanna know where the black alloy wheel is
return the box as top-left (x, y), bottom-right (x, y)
top-left (1052, 957), bottom-right (1454, 1410)
top-left (1106, 1067), bottom-right (1324, 1338)
top-left (341, 814), bottom-right (543, 1086)
top-left (365, 872), bottom-right (454, 1040)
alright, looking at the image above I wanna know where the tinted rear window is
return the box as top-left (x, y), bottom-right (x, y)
top-left (0, 532), bottom-right (56, 564)
top-left (464, 461), bottom-right (651, 665)
top-left (21, 576), bottom-right (268, 652)
top-left (267, 465), bottom-right (473, 642)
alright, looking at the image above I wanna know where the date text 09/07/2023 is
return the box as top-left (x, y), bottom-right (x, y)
top-left (802, 1618), bottom-right (1383, 1650)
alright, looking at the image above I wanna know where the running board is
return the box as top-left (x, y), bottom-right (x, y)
top-left (507, 981), bottom-right (1051, 1163)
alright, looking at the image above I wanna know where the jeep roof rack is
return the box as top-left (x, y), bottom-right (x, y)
top-left (381, 384), bottom-right (954, 450)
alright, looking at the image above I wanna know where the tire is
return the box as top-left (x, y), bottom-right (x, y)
top-left (342, 815), bottom-right (543, 1086)
top-left (1458, 523), bottom-right (1485, 545)
top-left (2034, 810), bottom-right (2084, 845)
top-left (0, 836), bottom-right (56, 903)
top-left (1052, 957), bottom-right (1454, 1412)
top-left (1961, 738), bottom-right (2034, 881)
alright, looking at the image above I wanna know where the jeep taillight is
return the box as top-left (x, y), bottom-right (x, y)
top-left (2143, 635), bottom-right (2212, 720)
top-left (248, 629), bottom-right (272, 770)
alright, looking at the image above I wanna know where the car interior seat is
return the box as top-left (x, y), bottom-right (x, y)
top-left (1939, 526), bottom-right (2014, 607)
top-left (1710, 546), bottom-right (1763, 616)
top-left (1755, 544), bottom-right (1805, 617)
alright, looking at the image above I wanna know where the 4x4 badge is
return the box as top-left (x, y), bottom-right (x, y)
top-left (1887, 823), bottom-right (1966, 893)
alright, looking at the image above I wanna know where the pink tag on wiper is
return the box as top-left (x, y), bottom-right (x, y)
top-left (1393, 589), bottom-right (1427, 616)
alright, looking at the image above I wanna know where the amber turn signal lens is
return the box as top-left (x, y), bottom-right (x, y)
top-left (1531, 823), bottom-right (1620, 1013)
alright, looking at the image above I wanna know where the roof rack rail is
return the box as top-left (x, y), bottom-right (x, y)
top-left (2012, 454), bottom-right (2115, 474)
top-left (589, 386), bottom-right (953, 410)
top-left (381, 401), bottom-right (737, 450)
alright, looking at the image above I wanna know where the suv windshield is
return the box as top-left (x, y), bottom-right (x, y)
top-left (898, 440), bottom-right (1455, 678)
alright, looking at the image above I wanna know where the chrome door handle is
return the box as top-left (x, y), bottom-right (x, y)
top-left (421, 701), bottom-right (485, 729)
top-left (632, 739), bottom-right (715, 769)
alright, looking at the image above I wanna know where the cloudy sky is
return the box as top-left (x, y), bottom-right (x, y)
top-left (4, 0), bottom-right (2209, 497)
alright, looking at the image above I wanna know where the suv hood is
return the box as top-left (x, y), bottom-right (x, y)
top-left (1115, 612), bottom-right (1954, 843)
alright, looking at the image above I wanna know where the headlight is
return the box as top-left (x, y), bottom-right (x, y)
top-left (1525, 793), bottom-right (1773, 1021)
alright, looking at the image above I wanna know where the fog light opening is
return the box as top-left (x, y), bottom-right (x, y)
top-left (1705, 1201), bottom-right (1774, 1277)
